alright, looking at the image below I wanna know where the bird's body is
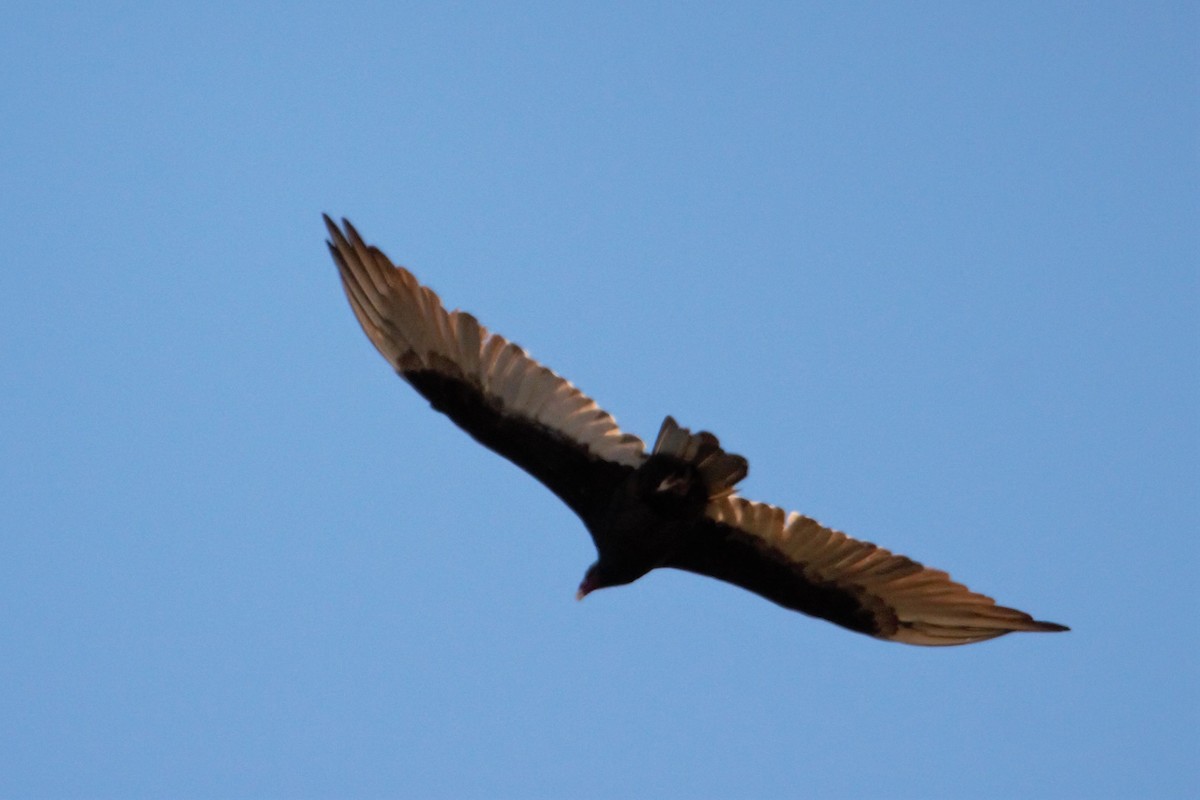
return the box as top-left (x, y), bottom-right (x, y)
top-left (582, 451), bottom-right (727, 595)
top-left (325, 216), bottom-right (1068, 646)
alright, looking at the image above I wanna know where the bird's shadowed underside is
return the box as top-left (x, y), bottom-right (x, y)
top-left (325, 215), bottom-right (1068, 646)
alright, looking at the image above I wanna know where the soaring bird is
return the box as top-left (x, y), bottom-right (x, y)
top-left (325, 216), bottom-right (1067, 646)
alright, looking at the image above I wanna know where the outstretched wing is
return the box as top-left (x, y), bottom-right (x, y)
top-left (667, 496), bottom-right (1068, 645)
top-left (326, 216), bottom-right (645, 519)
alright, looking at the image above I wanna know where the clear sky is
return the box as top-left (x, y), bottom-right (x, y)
top-left (1, 3), bottom-right (1196, 798)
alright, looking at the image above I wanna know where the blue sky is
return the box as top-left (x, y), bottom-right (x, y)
top-left (1, 3), bottom-right (1196, 798)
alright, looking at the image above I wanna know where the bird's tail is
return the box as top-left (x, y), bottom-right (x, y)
top-left (653, 417), bottom-right (748, 500)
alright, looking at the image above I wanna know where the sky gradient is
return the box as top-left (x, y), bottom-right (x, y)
top-left (2, 3), bottom-right (1196, 798)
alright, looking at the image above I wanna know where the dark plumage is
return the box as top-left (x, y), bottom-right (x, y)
top-left (326, 216), bottom-right (1068, 646)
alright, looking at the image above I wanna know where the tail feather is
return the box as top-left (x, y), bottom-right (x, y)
top-left (653, 416), bottom-right (748, 499)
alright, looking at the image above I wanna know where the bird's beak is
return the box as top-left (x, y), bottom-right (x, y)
top-left (575, 587), bottom-right (588, 601)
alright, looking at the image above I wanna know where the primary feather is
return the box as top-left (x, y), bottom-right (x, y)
top-left (326, 216), bottom-right (1068, 646)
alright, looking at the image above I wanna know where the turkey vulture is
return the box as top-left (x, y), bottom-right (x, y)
top-left (326, 216), bottom-right (1068, 646)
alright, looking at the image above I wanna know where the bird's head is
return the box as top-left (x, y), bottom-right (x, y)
top-left (575, 560), bottom-right (645, 601)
